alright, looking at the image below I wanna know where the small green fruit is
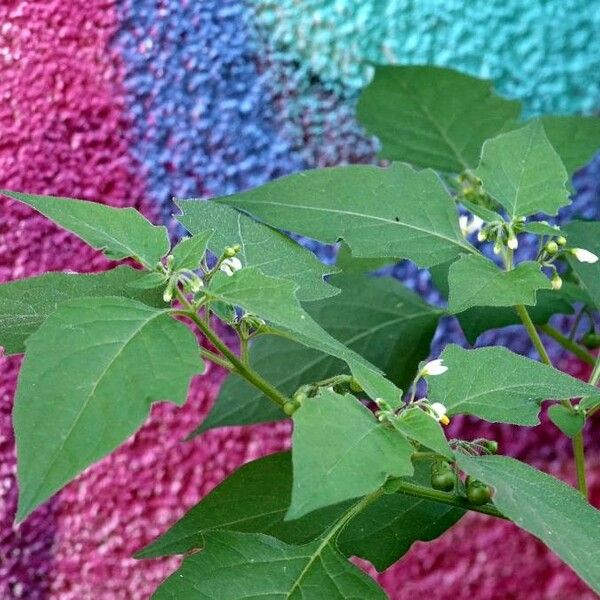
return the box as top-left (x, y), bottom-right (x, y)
top-left (545, 241), bottom-right (559, 255)
top-left (556, 236), bottom-right (567, 247)
top-left (582, 332), bottom-right (600, 349)
top-left (431, 471), bottom-right (455, 492)
top-left (223, 246), bottom-right (237, 258)
top-left (466, 480), bottom-right (492, 505)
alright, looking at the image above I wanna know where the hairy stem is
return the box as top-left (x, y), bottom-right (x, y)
top-left (516, 304), bottom-right (588, 497)
top-left (391, 479), bottom-right (507, 520)
top-left (539, 324), bottom-right (596, 366)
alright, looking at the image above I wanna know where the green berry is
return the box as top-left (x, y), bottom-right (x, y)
top-left (224, 246), bottom-right (237, 258)
top-left (466, 480), bottom-right (492, 505)
top-left (431, 471), bottom-right (455, 492)
top-left (556, 236), bottom-right (567, 247)
top-left (582, 332), bottom-right (600, 349)
top-left (545, 241), bottom-right (559, 255)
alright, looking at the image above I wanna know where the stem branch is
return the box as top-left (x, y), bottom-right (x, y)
top-left (539, 324), bottom-right (596, 366)
top-left (515, 304), bottom-right (588, 497)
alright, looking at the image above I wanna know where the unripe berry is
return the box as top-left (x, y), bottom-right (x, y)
top-left (224, 246), bottom-right (237, 258)
top-left (556, 236), bottom-right (567, 247)
top-left (466, 479), bottom-right (492, 505)
top-left (431, 471), bottom-right (455, 492)
top-left (545, 241), bottom-right (559, 255)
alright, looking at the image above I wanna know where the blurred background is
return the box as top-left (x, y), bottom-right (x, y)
top-left (0, 1), bottom-right (599, 598)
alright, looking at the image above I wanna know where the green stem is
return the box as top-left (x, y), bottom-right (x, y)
top-left (199, 348), bottom-right (233, 370)
top-left (515, 304), bottom-right (588, 498)
top-left (539, 324), bottom-right (596, 366)
top-left (514, 305), bottom-right (553, 365)
top-left (391, 479), bottom-right (507, 520)
top-left (175, 290), bottom-right (289, 409)
top-left (589, 354), bottom-right (600, 387)
top-left (572, 433), bottom-right (589, 498)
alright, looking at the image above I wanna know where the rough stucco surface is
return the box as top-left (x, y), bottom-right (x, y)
top-left (0, 0), bottom-right (599, 598)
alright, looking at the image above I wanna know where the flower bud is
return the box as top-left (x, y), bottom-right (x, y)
top-left (507, 235), bottom-right (518, 250)
top-left (556, 236), bottom-right (567, 247)
top-left (223, 246), bottom-right (237, 258)
top-left (551, 272), bottom-right (563, 290)
top-left (545, 241), bottom-right (559, 256)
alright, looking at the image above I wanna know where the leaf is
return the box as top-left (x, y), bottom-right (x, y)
top-left (215, 163), bottom-right (476, 268)
top-left (152, 530), bottom-right (387, 600)
top-left (548, 404), bottom-right (585, 438)
top-left (197, 274), bottom-right (441, 432)
top-left (170, 230), bottom-right (212, 271)
top-left (126, 272), bottom-right (169, 290)
top-left (2, 191), bottom-right (170, 268)
top-left (335, 243), bottom-right (395, 274)
top-left (206, 268), bottom-right (401, 403)
top-left (392, 407), bottom-right (453, 459)
top-left (447, 254), bottom-right (552, 314)
top-left (457, 454), bottom-right (600, 595)
top-left (459, 200), bottom-right (503, 223)
top-left (580, 394), bottom-right (600, 413)
top-left (136, 453), bottom-right (346, 559)
top-left (288, 390), bottom-right (413, 520)
top-left (14, 297), bottom-right (203, 521)
top-left (356, 65), bottom-right (521, 172)
top-left (474, 121), bottom-right (570, 219)
top-left (427, 345), bottom-right (599, 425)
top-left (138, 453), bottom-right (463, 572)
top-left (563, 221), bottom-right (600, 311)
top-left (176, 200), bottom-right (337, 302)
top-left (540, 115), bottom-right (600, 175)
top-left (457, 290), bottom-right (574, 344)
top-left (0, 266), bottom-right (166, 355)
top-left (520, 221), bottom-right (562, 237)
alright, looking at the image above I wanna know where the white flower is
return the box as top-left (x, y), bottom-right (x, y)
top-left (421, 359), bottom-right (448, 376)
top-left (459, 215), bottom-right (485, 237)
top-left (429, 402), bottom-right (450, 426)
top-left (220, 256), bottom-right (243, 276)
top-left (572, 248), bottom-right (599, 264)
top-left (507, 235), bottom-right (518, 250)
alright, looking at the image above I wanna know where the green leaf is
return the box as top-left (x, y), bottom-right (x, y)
top-left (427, 345), bottom-right (599, 425)
top-left (563, 221), bottom-right (600, 311)
top-left (356, 65), bottom-right (521, 172)
top-left (136, 453), bottom-right (346, 559)
top-left (447, 254), bottom-right (552, 314)
top-left (457, 454), bottom-right (600, 595)
top-left (474, 121), bottom-right (570, 219)
top-left (14, 297), bottom-right (203, 521)
top-left (392, 407), bottom-right (453, 459)
top-left (206, 268), bottom-right (401, 403)
top-left (457, 289), bottom-right (574, 344)
top-left (540, 115), bottom-right (600, 175)
top-left (2, 191), bottom-right (170, 268)
top-left (138, 453), bottom-right (463, 571)
top-left (335, 243), bottom-right (395, 274)
top-left (125, 271), bottom-right (169, 290)
top-left (197, 274), bottom-right (441, 432)
top-left (0, 266), bottom-right (166, 355)
top-left (170, 230), bottom-right (212, 271)
top-left (520, 221), bottom-right (562, 237)
top-left (459, 200), bottom-right (503, 223)
top-left (215, 163), bottom-right (476, 268)
top-left (548, 404), bottom-right (585, 438)
top-left (580, 394), bottom-right (600, 413)
top-left (152, 530), bottom-right (387, 600)
top-left (288, 391), bottom-right (413, 519)
top-left (176, 200), bottom-right (337, 301)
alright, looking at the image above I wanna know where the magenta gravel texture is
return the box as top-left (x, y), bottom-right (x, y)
top-left (0, 2), bottom-right (599, 600)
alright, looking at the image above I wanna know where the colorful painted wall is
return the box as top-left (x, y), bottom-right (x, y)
top-left (0, 1), bottom-right (599, 598)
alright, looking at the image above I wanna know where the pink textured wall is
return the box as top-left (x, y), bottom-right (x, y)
top-left (0, 1), bottom-right (598, 599)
